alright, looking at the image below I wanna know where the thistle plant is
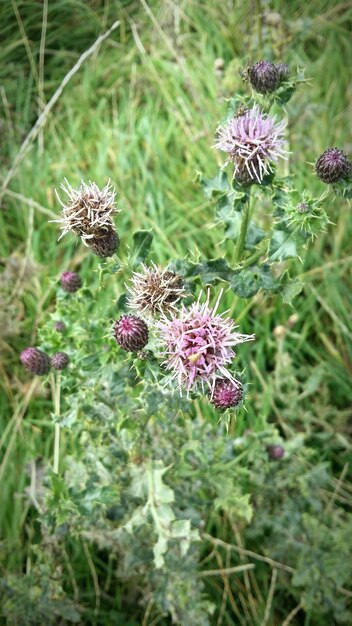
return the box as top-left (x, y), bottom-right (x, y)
top-left (15, 52), bottom-right (352, 626)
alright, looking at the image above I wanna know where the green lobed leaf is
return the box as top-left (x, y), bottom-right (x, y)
top-left (269, 229), bottom-right (300, 261)
top-left (129, 230), bottom-right (153, 266)
top-left (281, 278), bottom-right (303, 305)
top-left (197, 170), bottom-right (231, 199)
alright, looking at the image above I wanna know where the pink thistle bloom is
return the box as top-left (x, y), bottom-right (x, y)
top-left (214, 105), bottom-right (287, 184)
top-left (157, 292), bottom-right (254, 395)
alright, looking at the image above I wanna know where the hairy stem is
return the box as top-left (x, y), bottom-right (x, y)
top-left (233, 192), bottom-right (252, 264)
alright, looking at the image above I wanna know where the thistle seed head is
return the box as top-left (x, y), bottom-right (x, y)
top-left (20, 347), bottom-right (51, 375)
top-left (60, 271), bottom-right (82, 293)
top-left (54, 179), bottom-right (118, 243)
top-left (87, 228), bottom-right (120, 258)
top-left (210, 378), bottom-right (243, 410)
top-left (248, 60), bottom-right (280, 94)
top-left (127, 262), bottom-right (186, 317)
top-left (114, 315), bottom-right (149, 352)
top-left (315, 148), bottom-right (352, 184)
top-left (51, 352), bottom-right (70, 370)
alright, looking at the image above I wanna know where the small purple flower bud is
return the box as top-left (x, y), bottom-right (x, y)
top-left (210, 378), bottom-right (243, 410)
top-left (54, 321), bottom-right (66, 332)
top-left (266, 444), bottom-right (285, 460)
top-left (315, 148), bottom-right (352, 184)
top-left (276, 63), bottom-right (289, 81)
top-left (87, 228), bottom-right (120, 258)
top-left (114, 315), bottom-right (149, 352)
top-left (51, 352), bottom-right (70, 370)
top-left (248, 60), bottom-right (280, 94)
top-left (297, 202), bottom-right (309, 214)
top-left (20, 347), bottom-right (51, 375)
top-left (60, 271), bottom-right (82, 293)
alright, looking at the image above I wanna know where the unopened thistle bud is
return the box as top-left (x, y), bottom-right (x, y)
top-left (86, 228), bottom-right (120, 258)
top-left (315, 148), bottom-right (352, 184)
top-left (20, 347), bottom-right (51, 375)
top-left (60, 271), bottom-right (81, 293)
top-left (210, 378), bottom-right (243, 410)
top-left (51, 352), bottom-right (70, 370)
top-left (276, 63), bottom-right (289, 81)
top-left (266, 444), bottom-right (285, 460)
top-left (127, 263), bottom-right (186, 316)
top-left (248, 60), bottom-right (280, 94)
top-left (54, 321), bottom-right (66, 332)
top-left (114, 315), bottom-right (149, 352)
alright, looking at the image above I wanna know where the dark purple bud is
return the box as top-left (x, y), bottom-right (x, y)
top-left (60, 271), bottom-right (82, 293)
top-left (114, 315), bottom-right (149, 352)
top-left (297, 202), bottom-right (309, 213)
top-left (210, 378), bottom-right (243, 410)
top-left (87, 228), bottom-right (120, 258)
top-left (20, 347), bottom-right (51, 375)
top-left (51, 352), bottom-right (70, 370)
top-left (266, 444), bottom-right (285, 460)
top-left (248, 60), bottom-right (280, 94)
top-left (276, 63), bottom-right (289, 81)
top-left (315, 148), bottom-right (352, 184)
top-left (54, 321), bottom-right (66, 333)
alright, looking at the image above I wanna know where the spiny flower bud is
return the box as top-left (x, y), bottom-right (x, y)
top-left (114, 315), bottom-right (149, 352)
top-left (54, 321), bottom-right (66, 332)
top-left (276, 63), bottom-right (289, 81)
top-left (248, 60), bottom-right (280, 94)
top-left (60, 271), bottom-right (81, 293)
top-left (20, 347), bottom-right (51, 375)
top-left (86, 228), bottom-right (119, 258)
top-left (315, 148), bottom-right (352, 184)
top-left (210, 378), bottom-right (243, 410)
top-left (266, 444), bottom-right (285, 460)
top-left (51, 352), bottom-right (70, 370)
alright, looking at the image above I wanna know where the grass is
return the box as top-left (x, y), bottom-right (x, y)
top-left (1, 0), bottom-right (351, 624)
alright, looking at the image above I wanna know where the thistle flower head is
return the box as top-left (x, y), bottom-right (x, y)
top-left (20, 347), bottom-right (51, 375)
top-left (51, 352), bottom-right (70, 370)
top-left (114, 315), bottom-right (149, 352)
top-left (214, 105), bottom-right (287, 184)
top-left (54, 179), bottom-right (118, 243)
top-left (60, 271), bottom-right (81, 293)
top-left (157, 292), bottom-right (254, 394)
top-left (87, 228), bottom-right (120, 258)
top-left (248, 60), bottom-right (280, 94)
top-left (127, 262), bottom-right (186, 317)
top-left (210, 378), bottom-right (244, 410)
top-left (54, 321), bottom-right (66, 332)
top-left (315, 148), bottom-right (352, 184)
top-left (266, 444), bottom-right (285, 460)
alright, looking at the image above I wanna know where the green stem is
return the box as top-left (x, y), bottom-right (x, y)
top-left (51, 373), bottom-right (61, 474)
top-left (233, 192), bottom-right (251, 264)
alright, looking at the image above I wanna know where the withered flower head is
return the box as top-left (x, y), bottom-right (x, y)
top-left (54, 179), bottom-right (118, 244)
top-left (127, 262), bottom-right (186, 317)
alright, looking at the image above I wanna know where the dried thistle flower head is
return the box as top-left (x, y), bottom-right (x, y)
top-left (127, 262), bottom-right (186, 317)
top-left (214, 105), bottom-right (287, 184)
top-left (54, 179), bottom-right (118, 243)
top-left (157, 291), bottom-right (254, 395)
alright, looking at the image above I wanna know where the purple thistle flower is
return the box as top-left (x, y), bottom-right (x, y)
top-left (20, 347), bottom-right (51, 375)
top-left (54, 321), bottom-right (66, 332)
top-left (51, 352), bottom-right (70, 370)
top-left (60, 271), bottom-right (81, 293)
top-left (315, 148), bottom-right (352, 184)
top-left (114, 315), bottom-right (149, 352)
top-left (210, 378), bottom-right (243, 410)
top-left (266, 444), bottom-right (285, 460)
top-left (214, 105), bottom-right (287, 184)
top-left (157, 292), bottom-right (254, 394)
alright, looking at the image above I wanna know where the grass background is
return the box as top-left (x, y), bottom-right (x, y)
top-left (0, 0), bottom-right (351, 623)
